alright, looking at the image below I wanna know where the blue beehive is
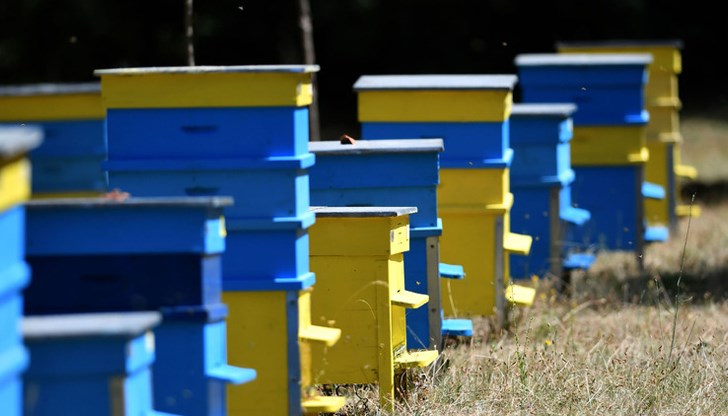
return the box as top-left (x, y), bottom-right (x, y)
top-left (309, 139), bottom-right (471, 350)
top-left (514, 54), bottom-right (652, 125)
top-left (515, 53), bottom-right (668, 257)
top-left (0, 126), bottom-right (42, 416)
top-left (0, 83), bottom-right (106, 195)
top-left (96, 65), bottom-right (346, 415)
top-left (509, 104), bottom-right (595, 280)
top-left (24, 197), bottom-right (255, 416)
top-left (22, 311), bottom-right (172, 416)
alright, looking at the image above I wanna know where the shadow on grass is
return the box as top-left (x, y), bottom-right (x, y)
top-left (682, 180), bottom-right (728, 206)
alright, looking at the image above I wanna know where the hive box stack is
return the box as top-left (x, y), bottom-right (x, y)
top-left (555, 40), bottom-right (700, 229)
top-left (0, 83), bottom-right (106, 197)
top-left (309, 206), bottom-right (439, 413)
top-left (22, 312), bottom-right (170, 416)
top-left (24, 196), bottom-right (255, 416)
top-left (515, 53), bottom-right (668, 263)
top-left (309, 139), bottom-right (472, 351)
top-left (354, 75), bottom-right (534, 323)
top-left (0, 126), bottom-right (41, 416)
top-left (96, 65), bottom-right (345, 416)
top-left (509, 104), bottom-right (595, 282)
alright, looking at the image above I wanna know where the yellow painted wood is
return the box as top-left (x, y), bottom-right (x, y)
top-left (308, 216), bottom-right (409, 256)
top-left (646, 104), bottom-right (680, 143)
top-left (439, 168), bottom-right (509, 206)
top-left (302, 396), bottom-right (348, 415)
top-left (357, 90), bottom-right (512, 122)
top-left (309, 213), bottom-right (437, 413)
top-left (393, 349), bottom-right (439, 370)
top-left (0, 158), bottom-right (31, 212)
top-left (571, 125), bottom-right (648, 166)
top-left (224, 290), bottom-right (290, 416)
top-left (557, 44), bottom-right (681, 74)
top-left (299, 326), bottom-right (342, 346)
top-left (439, 205), bottom-right (502, 317)
top-left (504, 232), bottom-right (533, 256)
top-left (0, 94), bottom-right (103, 121)
top-left (391, 290), bottom-right (429, 309)
top-left (676, 204), bottom-right (701, 218)
top-left (223, 289), bottom-right (343, 416)
top-left (644, 141), bottom-right (671, 226)
top-left (505, 284), bottom-right (536, 306)
top-left (98, 71), bottom-right (314, 109)
top-left (31, 191), bottom-right (105, 200)
top-left (674, 164), bottom-right (698, 180)
top-left (645, 72), bottom-right (679, 104)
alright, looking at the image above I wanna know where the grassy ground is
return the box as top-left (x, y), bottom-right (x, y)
top-left (326, 110), bottom-right (728, 415)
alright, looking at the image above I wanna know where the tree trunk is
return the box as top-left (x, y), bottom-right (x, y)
top-left (185, 0), bottom-right (195, 66)
top-left (296, 0), bottom-right (320, 141)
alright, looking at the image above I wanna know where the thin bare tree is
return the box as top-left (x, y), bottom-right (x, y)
top-left (185, 0), bottom-right (195, 65)
top-left (296, 0), bottom-right (320, 140)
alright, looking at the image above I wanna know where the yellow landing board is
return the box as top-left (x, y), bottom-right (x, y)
top-left (391, 290), bottom-right (429, 309)
top-left (357, 90), bottom-right (512, 122)
top-left (504, 232), bottom-right (533, 256)
top-left (505, 284), bottom-right (536, 306)
top-left (393, 349), bottom-right (439, 371)
top-left (676, 204), bottom-right (701, 218)
top-left (675, 164), bottom-right (698, 180)
top-left (0, 94), bottom-right (103, 121)
top-left (98, 70), bottom-right (314, 109)
top-left (302, 396), bottom-right (348, 415)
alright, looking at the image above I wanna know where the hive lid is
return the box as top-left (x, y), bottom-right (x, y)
top-left (555, 39), bottom-right (684, 49)
top-left (309, 138), bottom-right (444, 154)
top-left (23, 311), bottom-right (161, 339)
top-left (26, 196), bottom-right (234, 209)
top-left (0, 82), bottom-right (100, 97)
top-left (353, 74), bottom-right (518, 91)
top-left (94, 65), bottom-right (319, 76)
top-left (0, 126), bottom-right (43, 158)
top-left (310, 206), bottom-right (417, 217)
top-left (515, 53), bottom-right (652, 66)
top-left (511, 103), bottom-right (577, 117)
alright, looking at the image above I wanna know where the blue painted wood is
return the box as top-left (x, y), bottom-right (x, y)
top-left (441, 318), bottom-right (473, 337)
top-left (510, 186), bottom-right (554, 279)
top-left (360, 121), bottom-right (512, 168)
top-left (563, 253), bottom-right (597, 270)
top-left (0, 206), bottom-right (25, 273)
top-left (439, 263), bottom-right (465, 279)
top-left (642, 182), bottom-right (666, 200)
top-left (644, 225), bottom-right (669, 243)
top-left (23, 197), bottom-right (252, 415)
top-left (24, 255), bottom-right (223, 314)
top-left (153, 317), bottom-right (256, 415)
top-left (25, 197), bottom-right (230, 256)
top-left (1, 262), bottom-right (31, 353)
top-left (1, 120), bottom-right (106, 193)
top-left (105, 156), bottom-right (312, 219)
top-left (106, 107), bottom-right (310, 159)
top-left (223, 216), bottom-right (315, 291)
top-left (405, 234), bottom-right (438, 350)
top-left (510, 105), bottom-right (575, 185)
top-left (21, 311), bottom-right (172, 416)
top-left (571, 166), bottom-right (642, 251)
top-left (514, 54), bottom-right (651, 125)
top-left (309, 140), bottom-right (441, 228)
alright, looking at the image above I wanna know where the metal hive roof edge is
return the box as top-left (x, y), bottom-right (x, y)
top-left (94, 65), bottom-right (320, 76)
top-left (353, 74), bottom-right (518, 91)
top-left (514, 53), bottom-right (653, 66)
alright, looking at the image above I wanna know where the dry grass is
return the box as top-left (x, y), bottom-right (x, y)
top-left (326, 112), bottom-right (728, 415)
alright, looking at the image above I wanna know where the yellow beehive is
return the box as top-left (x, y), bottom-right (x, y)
top-left (223, 288), bottom-right (345, 415)
top-left (439, 193), bottom-right (534, 319)
top-left (647, 104), bottom-right (682, 143)
top-left (308, 206), bottom-right (438, 413)
top-left (0, 83), bottom-right (103, 122)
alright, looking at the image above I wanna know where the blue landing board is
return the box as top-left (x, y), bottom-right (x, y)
top-left (106, 107), bottom-right (310, 159)
top-left (0, 205), bottom-right (25, 272)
